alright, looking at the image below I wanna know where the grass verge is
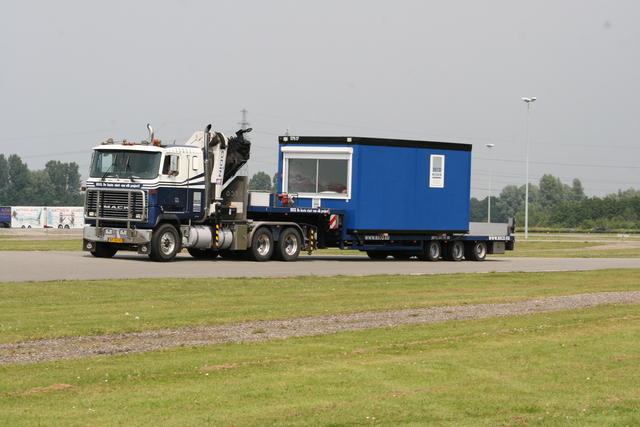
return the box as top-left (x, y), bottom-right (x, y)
top-left (0, 238), bottom-right (82, 251)
top-left (0, 270), bottom-right (639, 343)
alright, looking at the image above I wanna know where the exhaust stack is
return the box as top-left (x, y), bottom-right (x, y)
top-left (147, 124), bottom-right (154, 144)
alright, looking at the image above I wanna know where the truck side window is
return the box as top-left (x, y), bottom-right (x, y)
top-left (163, 155), bottom-right (180, 176)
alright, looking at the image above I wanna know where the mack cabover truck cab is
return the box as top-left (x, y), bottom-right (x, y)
top-left (83, 125), bottom-right (515, 262)
top-left (83, 125), bottom-right (313, 261)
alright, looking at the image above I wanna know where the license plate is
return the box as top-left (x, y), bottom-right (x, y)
top-left (109, 238), bottom-right (124, 243)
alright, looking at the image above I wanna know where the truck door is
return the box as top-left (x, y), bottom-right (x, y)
top-left (158, 154), bottom-right (188, 213)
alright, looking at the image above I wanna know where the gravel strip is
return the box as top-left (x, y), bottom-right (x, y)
top-left (2, 291), bottom-right (639, 365)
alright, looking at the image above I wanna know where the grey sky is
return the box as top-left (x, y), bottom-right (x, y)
top-left (2, 0), bottom-right (639, 199)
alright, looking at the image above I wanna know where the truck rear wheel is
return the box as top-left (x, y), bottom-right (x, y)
top-left (417, 241), bottom-right (441, 261)
top-left (149, 224), bottom-right (180, 262)
top-left (465, 241), bottom-right (487, 261)
top-left (91, 242), bottom-right (117, 258)
top-left (247, 227), bottom-right (274, 261)
top-left (275, 227), bottom-right (301, 261)
top-left (443, 241), bottom-right (464, 262)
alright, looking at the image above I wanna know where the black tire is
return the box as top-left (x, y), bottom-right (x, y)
top-left (187, 248), bottom-right (219, 259)
top-left (246, 227), bottom-right (274, 261)
top-left (392, 252), bottom-right (412, 260)
top-left (275, 227), bottom-right (302, 261)
top-left (465, 241), bottom-right (487, 261)
top-left (366, 251), bottom-right (389, 260)
top-left (444, 241), bottom-right (465, 262)
top-left (91, 242), bottom-right (118, 258)
top-left (149, 224), bottom-right (180, 262)
top-left (417, 241), bottom-right (441, 261)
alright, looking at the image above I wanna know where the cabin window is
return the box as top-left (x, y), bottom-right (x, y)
top-left (282, 147), bottom-right (352, 199)
top-left (162, 154), bottom-right (180, 176)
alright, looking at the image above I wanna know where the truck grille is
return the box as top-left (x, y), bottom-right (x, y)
top-left (85, 189), bottom-right (148, 221)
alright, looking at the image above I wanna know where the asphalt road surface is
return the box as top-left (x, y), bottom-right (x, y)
top-left (4, 251), bottom-right (640, 282)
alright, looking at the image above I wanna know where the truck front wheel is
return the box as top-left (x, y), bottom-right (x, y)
top-left (247, 227), bottom-right (274, 261)
top-left (91, 242), bottom-right (117, 258)
top-left (149, 224), bottom-right (180, 262)
top-left (275, 227), bottom-right (301, 261)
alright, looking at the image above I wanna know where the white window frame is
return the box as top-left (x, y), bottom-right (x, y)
top-left (281, 146), bottom-right (353, 200)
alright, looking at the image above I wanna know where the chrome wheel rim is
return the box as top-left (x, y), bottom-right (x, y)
top-left (283, 234), bottom-right (299, 256)
top-left (429, 242), bottom-right (440, 258)
top-left (160, 232), bottom-right (176, 255)
top-left (256, 234), bottom-right (271, 256)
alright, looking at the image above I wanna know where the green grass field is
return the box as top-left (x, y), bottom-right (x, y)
top-left (1, 236), bottom-right (639, 425)
top-left (2, 270), bottom-right (640, 426)
top-left (2, 303), bottom-right (639, 426)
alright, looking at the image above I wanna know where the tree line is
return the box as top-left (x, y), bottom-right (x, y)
top-left (470, 174), bottom-right (640, 231)
top-left (0, 154), bottom-right (83, 206)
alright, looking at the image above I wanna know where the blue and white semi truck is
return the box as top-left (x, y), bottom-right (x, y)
top-left (82, 125), bottom-right (514, 262)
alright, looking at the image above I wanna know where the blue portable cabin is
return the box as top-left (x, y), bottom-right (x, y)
top-left (277, 136), bottom-right (473, 235)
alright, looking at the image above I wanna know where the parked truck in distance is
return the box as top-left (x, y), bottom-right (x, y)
top-left (82, 124), bottom-right (515, 262)
top-left (9, 206), bottom-right (44, 228)
top-left (0, 206), bottom-right (11, 228)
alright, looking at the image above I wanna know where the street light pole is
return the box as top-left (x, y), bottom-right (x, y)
top-left (485, 143), bottom-right (494, 223)
top-left (522, 97), bottom-right (537, 239)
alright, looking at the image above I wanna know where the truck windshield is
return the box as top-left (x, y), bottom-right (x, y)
top-left (90, 150), bottom-right (161, 180)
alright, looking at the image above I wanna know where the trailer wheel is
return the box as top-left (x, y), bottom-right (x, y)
top-left (187, 248), bottom-right (219, 259)
top-left (465, 242), bottom-right (487, 261)
top-left (275, 227), bottom-right (302, 261)
top-left (149, 224), bottom-right (180, 262)
top-left (418, 241), bottom-right (441, 261)
top-left (366, 251), bottom-right (389, 260)
top-left (91, 242), bottom-right (117, 258)
top-left (247, 227), bottom-right (274, 261)
top-left (444, 241), bottom-right (465, 262)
